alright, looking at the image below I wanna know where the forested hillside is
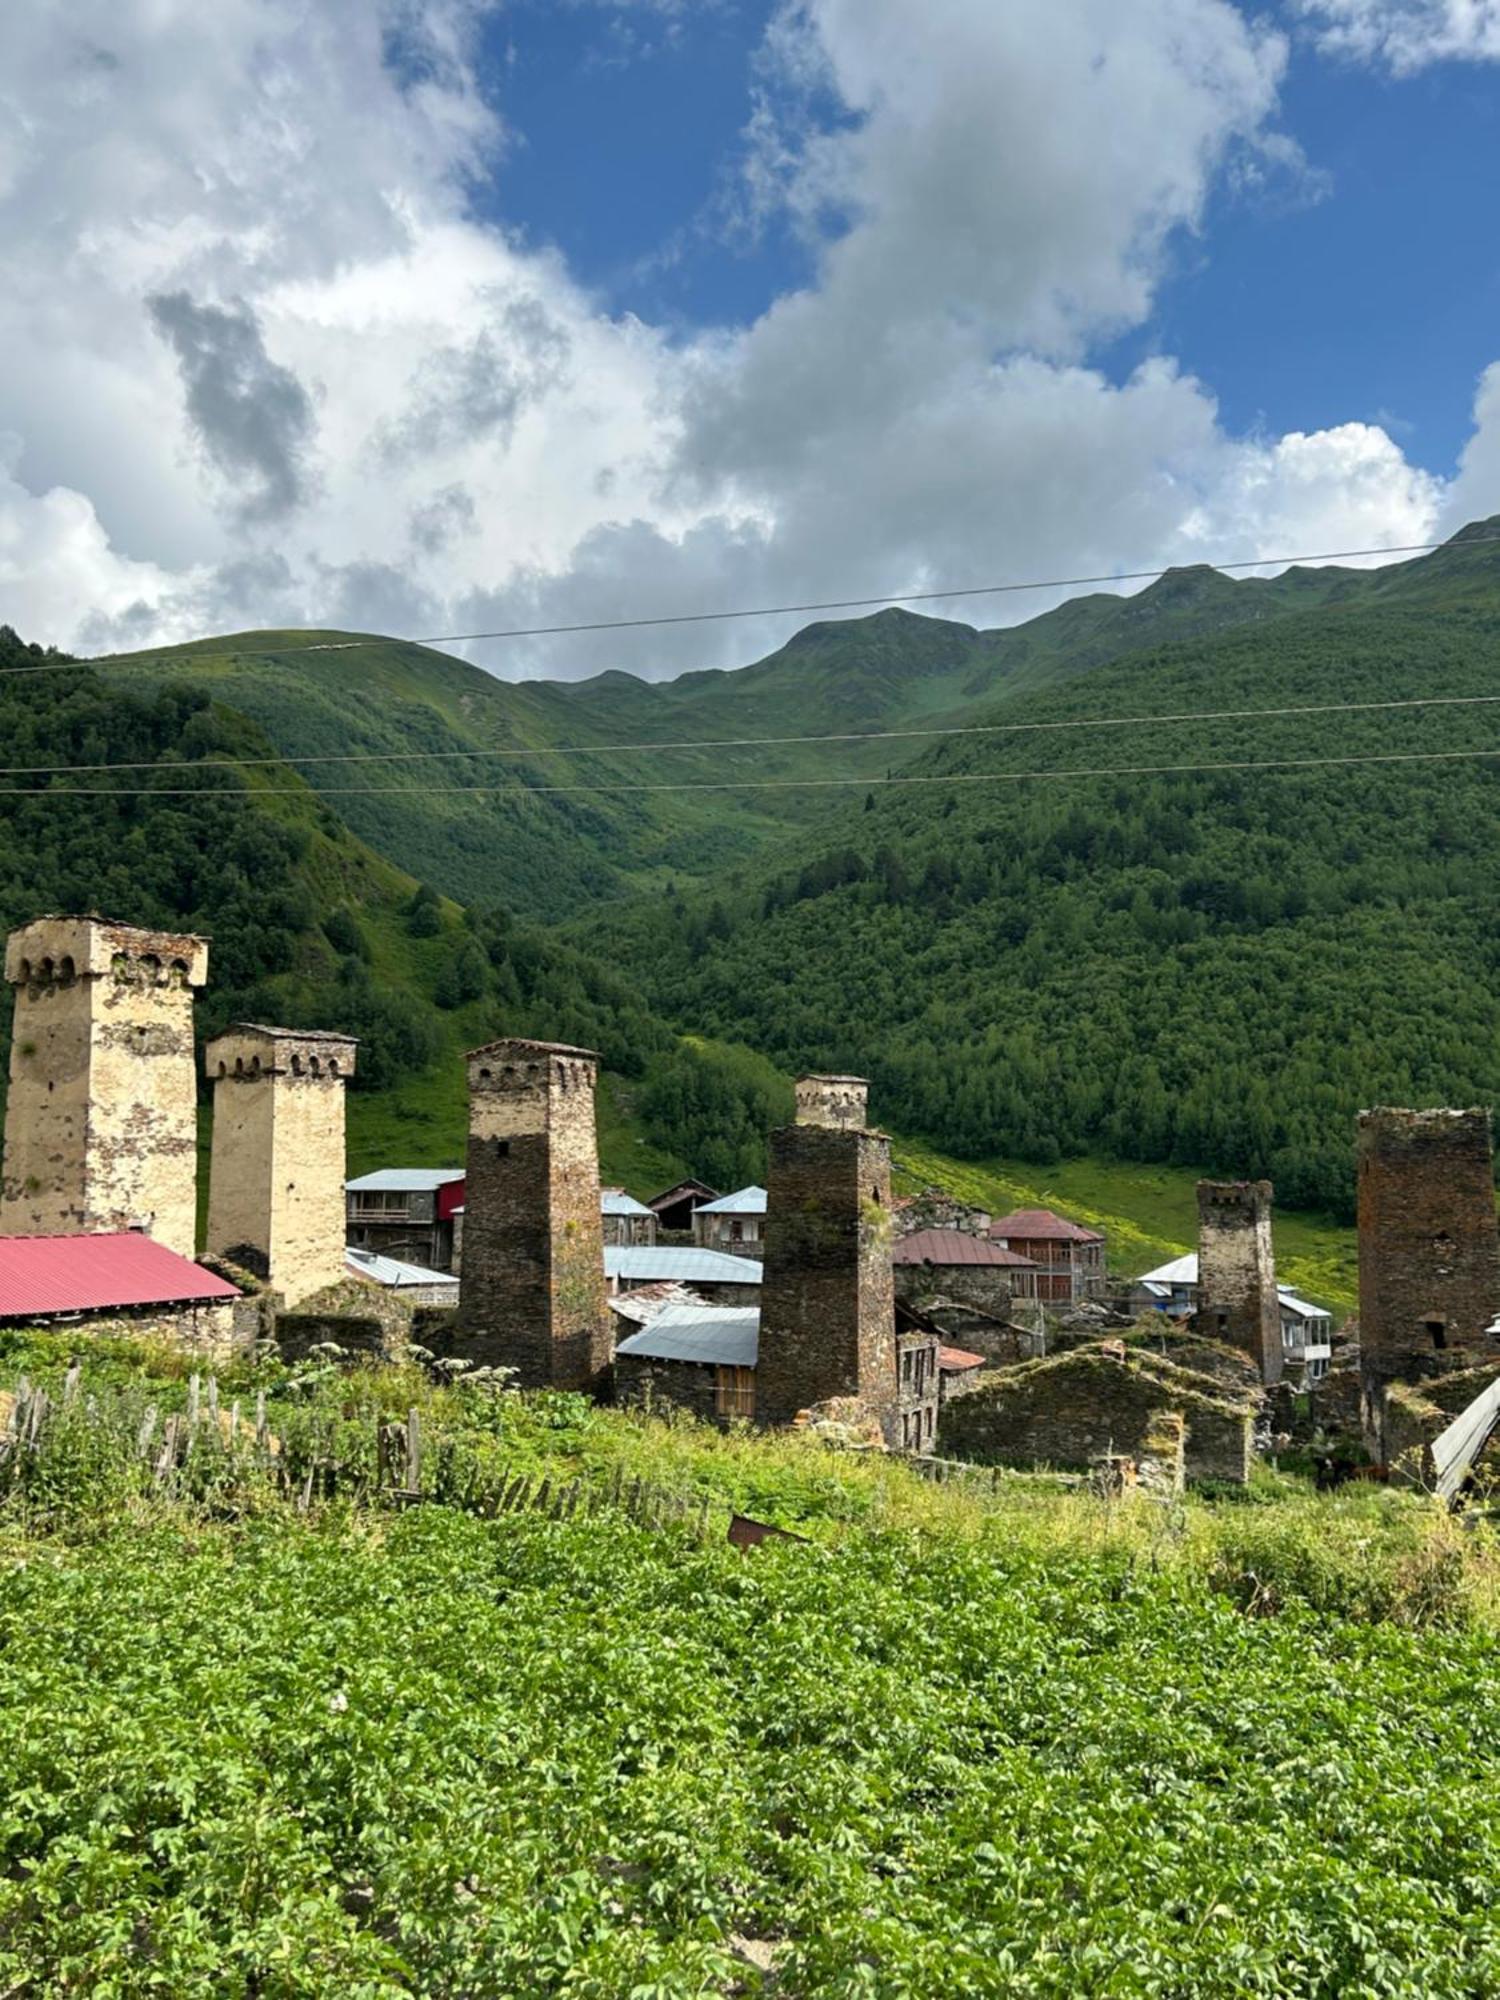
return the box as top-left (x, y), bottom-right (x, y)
top-left (579, 534), bottom-right (1500, 1218)
top-left (0, 628), bottom-right (787, 1192)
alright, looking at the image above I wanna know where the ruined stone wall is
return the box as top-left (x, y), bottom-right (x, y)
top-left (1357, 1110), bottom-right (1500, 1448)
top-left (893, 1191), bottom-right (992, 1239)
top-left (756, 1120), bottom-right (897, 1437)
top-left (2, 918), bottom-right (207, 1257)
top-left (893, 1263), bottom-right (1016, 1319)
top-left (205, 1028), bottom-right (354, 1308)
top-left (614, 1353), bottom-right (722, 1423)
top-left (938, 1346), bottom-right (1255, 1484)
top-left (1196, 1180), bottom-right (1282, 1385)
top-left (275, 1312), bottom-right (388, 1365)
top-left (454, 1041), bottom-right (610, 1391)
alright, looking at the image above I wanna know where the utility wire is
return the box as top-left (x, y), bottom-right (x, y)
top-left (5, 690), bottom-right (1500, 781)
top-left (4, 530), bottom-right (1499, 683)
top-left (8, 744), bottom-right (1500, 799)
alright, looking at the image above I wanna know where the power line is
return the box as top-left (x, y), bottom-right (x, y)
top-left (4, 529), bottom-right (1498, 684)
top-left (5, 690), bottom-right (1500, 782)
top-left (7, 744), bottom-right (1500, 799)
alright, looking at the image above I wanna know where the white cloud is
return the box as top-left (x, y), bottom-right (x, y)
top-left (1298, 1), bottom-right (1500, 71)
top-left (0, 0), bottom-right (1485, 677)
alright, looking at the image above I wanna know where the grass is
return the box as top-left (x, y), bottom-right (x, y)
top-left (1, 1340), bottom-right (1499, 1994)
top-left (891, 1140), bottom-right (1359, 1313)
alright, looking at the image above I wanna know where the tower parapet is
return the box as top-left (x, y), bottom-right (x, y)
top-left (2, 916), bottom-right (208, 1256)
top-left (795, 1075), bottom-right (870, 1130)
top-left (453, 1039), bottom-right (610, 1389)
top-left (205, 1025), bottom-right (356, 1305)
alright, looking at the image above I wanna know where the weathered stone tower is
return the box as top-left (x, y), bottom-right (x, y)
top-left (204, 1025), bottom-right (356, 1305)
top-left (454, 1039), bottom-right (610, 1389)
top-left (1, 916), bottom-right (208, 1257)
top-left (1357, 1108), bottom-right (1500, 1452)
top-left (1196, 1179), bottom-right (1282, 1385)
top-left (756, 1074), bottom-right (898, 1437)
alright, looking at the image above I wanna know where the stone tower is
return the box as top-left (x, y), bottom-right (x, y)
top-left (1, 916), bottom-right (209, 1257)
top-left (1357, 1109), bottom-right (1500, 1445)
top-left (1196, 1179), bottom-right (1282, 1385)
top-left (756, 1074), bottom-right (898, 1437)
top-left (204, 1025), bottom-right (357, 1305)
top-left (454, 1039), bottom-right (610, 1389)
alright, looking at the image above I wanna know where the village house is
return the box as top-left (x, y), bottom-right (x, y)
top-left (0, 1231), bottom-right (247, 1347)
top-left (344, 1245), bottom-right (460, 1309)
top-left (601, 1187), bottom-right (658, 1247)
top-left (892, 1228), bottom-right (1039, 1318)
top-left (345, 1169), bottom-right (465, 1273)
top-left (647, 1179), bottom-right (719, 1237)
top-left (1132, 1253), bottom-right (1333, 1381)
top-left (692, 1184), bottom-right (767, 1255)
top-left (988, 1209), bottom-right (1106, 1302)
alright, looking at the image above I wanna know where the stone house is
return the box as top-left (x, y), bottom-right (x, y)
top-left (692, 1185), bottom-right (767, 1256)
top-left (938, 1344), bottom-right (986, 1400)
top-left (601, 1187), bottom-right (658, 1247)
top-left (0, 1231), bottom-right (246, 1349)
top-left (893, 1228), bottom-right (1039, 1316)
top-left (988, 1209), bottom-right (1106, 1302)
top-left (938, 1341), bottom-right (1258, 1484)
top-left (615, 1302), bottom-right (760, 1423)
top-left (345, 1169), bottom-right (465, 1272)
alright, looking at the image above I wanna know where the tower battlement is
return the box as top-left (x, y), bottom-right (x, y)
top-left (795, 1074), bottom-right (870, 1131)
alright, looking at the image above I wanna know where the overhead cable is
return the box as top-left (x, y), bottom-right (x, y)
top-left (5, 690), bottom-right (1500, 781)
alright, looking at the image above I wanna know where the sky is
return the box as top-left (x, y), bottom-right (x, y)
top-left (2, 0), bottom-right (1500, 681)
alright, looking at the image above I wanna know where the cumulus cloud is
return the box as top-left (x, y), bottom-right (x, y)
top-left (1298, 1), bottom-right (1500, 71)
top-left (0, 0), bottom-right (1488, 677)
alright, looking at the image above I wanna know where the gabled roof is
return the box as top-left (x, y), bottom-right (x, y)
top-left (989, 1209), bottom-right (1104, 1244)
top-left (345, 1246), bottom-right (457, 1290)
top-left (346, 1168), bottom-right (465, 1193)
top-left (601, 1188), bottom-right (655, 1218)
top-left (695, 1185), bottom-right (768, 1216)
top-left (893, 1229), bottom-right (1036, 1268)
top-left (938, 1345), bottom-right (986, 1371)
top-left (616, 1302), bottom-right (760, 1368)
top-left (605, 1246), bottom-right (762, 1285)
top-left (0, 1235), bottom-right (240, 1320)
top-left (647, 1179), bottom-right (719, 1212)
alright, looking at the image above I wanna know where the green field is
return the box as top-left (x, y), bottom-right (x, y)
top-left (0, 1334), bottom-right (1497, 1996)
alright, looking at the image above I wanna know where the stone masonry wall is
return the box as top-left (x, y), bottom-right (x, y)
top-left (893, 1262), bottom-right (1016, 1319)
top-left (454, 1040), bottom-right (611, 1391)
top-left (1196, 1179), bottom-right (1282, 1385)
top-left (1358, 1108), bottom-right (1500, 1455)
top-left (2, 918), bottom-right (208, 1258)
top-left (614, 1353), bottom-right (722, 1423)
top-left (756, 1118), bottom-right (897, 1438)
top-left (938, 1345), bottom-right (1255, 1484)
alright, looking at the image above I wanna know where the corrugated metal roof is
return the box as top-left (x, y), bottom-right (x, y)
top-left (605, 1246), bottom-right (762, 1285)
top-left (1432, 1374), bottom-right (1500, 1502)
top-left (345, 1246), bottom-right (458, 1290)
top-left (939, 1344), bottom-right (986, 1370)
top-left (616, 1302), bottom-right (760, 1367)
top-left (601, 1188), bottom-right (655, 1218)
top-left (0, 1235), bottom-right (240, 1320)
top-left (345, 1168), bottom-right (465, 1193)
top-left (1277, 1291), bottom-right (1331, 1324)
top-left (1138, 1254), bottom-right (1333, 1323)
top-left (989, 1208), bottom-right (1104, 1244)
top-left (893, 1229), bottom-right (1036, 1268)
top-left (694, 1185), bottom-right (768, 1216)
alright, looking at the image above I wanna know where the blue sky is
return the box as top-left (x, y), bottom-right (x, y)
top-left (485, 1), bottom-right (1498, 482)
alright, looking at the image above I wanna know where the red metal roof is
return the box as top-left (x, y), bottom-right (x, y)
top-left (988, 1208), bottom-right (1104, 1244)
top-left (893, 1228), bottom-right (1036, 1268)
top-left (939, 1345), bottom-right (986, 1371)
top-left (0, 1235), bottom-right (240, 1320)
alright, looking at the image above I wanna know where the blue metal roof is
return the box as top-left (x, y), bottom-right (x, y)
top-left (605, 1246), bottom-right (762, 1285)
top-left (616, 1303), bottom-right (760, 1368)
top-left (694, 1185), bottom-right (767, 1216)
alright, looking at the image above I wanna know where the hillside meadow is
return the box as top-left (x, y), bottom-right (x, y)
top-left (1, 1331), bottom-right (1498, 1997)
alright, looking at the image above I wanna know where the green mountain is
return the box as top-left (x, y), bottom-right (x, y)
top-left (573, 525), bottom-right (1500, 1219)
